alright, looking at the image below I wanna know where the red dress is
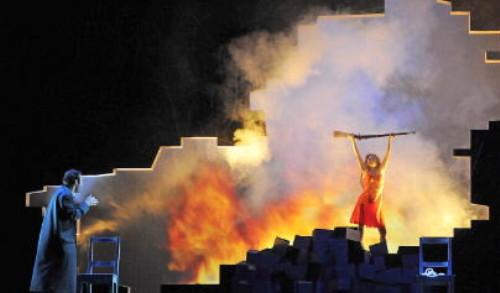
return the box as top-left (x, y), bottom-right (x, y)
top-left (350, 169), bottom-right (385, 228)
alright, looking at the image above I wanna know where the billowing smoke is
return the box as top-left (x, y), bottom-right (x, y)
top-left (224, 0), bottom-right (499, 246)
top-left (76, 0), bottom-right (499, 290)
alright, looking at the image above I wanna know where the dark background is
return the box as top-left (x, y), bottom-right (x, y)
top-left (3, 0), bottom-right (497, 292)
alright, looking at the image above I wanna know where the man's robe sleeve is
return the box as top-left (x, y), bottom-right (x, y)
top-left (59, 193), bottom-right (89, 221)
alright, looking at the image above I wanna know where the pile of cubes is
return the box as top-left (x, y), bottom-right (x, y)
top-left (220, 227), bottom-right (420, 293)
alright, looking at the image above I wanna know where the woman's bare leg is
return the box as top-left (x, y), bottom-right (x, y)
top-left (358, 224), bottom-right (364, 242)
top-left (378, 226), bottom-right (387, 243)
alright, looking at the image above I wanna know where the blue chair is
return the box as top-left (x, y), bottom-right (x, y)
top-left (417, 237), bottom-right (454, 293)
top-left (78, 236), bottom-right (121, 293)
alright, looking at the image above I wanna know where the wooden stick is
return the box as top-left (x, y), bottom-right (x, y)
top-left (333, 130), bottom-right (416, 140)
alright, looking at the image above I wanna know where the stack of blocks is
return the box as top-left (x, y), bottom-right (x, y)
top-left (220, 227), bottom-right (423, 293)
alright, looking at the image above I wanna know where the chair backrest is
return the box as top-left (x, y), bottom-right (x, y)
top-left (87, 236), bottom-right (121, 275)
top-left (419, 237), bottom-right (452, 275)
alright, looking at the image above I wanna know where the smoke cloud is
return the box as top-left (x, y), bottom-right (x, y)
top-left (226, 0), bottom-right (499, 247)
top-left (75, 0), bottom-right (499, 290)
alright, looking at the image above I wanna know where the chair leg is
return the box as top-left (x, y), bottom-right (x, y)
top-left (77, 281), bottom-right (88, 293)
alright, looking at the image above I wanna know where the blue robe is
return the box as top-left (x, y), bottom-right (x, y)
top-left (30, 185), bottom-right (89, 293)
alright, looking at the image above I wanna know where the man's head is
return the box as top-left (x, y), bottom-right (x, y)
top-left (62, 169), bottom-right (82, 192)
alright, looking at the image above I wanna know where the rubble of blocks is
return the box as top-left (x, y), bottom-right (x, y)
top-left (219, 227), bottom-right (421, 293)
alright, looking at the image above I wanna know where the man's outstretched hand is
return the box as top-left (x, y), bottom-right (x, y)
top-left (85, 194), bottom-right (99, 206)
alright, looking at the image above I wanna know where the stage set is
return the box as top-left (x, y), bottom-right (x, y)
top-left (26, 122), bottom-right (500, 293)
top-left (20, 0), bottom-right (500, 292)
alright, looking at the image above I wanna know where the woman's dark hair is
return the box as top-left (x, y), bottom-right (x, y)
top-left (62, 169), bottom-right (82, 186)
top-left (365, 153), bottom-right (380, 167)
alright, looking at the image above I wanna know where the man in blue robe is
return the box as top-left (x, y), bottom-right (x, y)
top-left (30, 169), bottom-right (98, 293)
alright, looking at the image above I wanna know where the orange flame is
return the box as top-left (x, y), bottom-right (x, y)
top-left (166, 163), bottom-right (353, 283)
top-left (166, 164), bottom-right (253, 283)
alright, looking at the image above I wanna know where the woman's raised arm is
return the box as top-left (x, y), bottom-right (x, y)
top-left (350, 135), bottom-right (365, 171)
top-left (381, 135), bottom-right (393, 170)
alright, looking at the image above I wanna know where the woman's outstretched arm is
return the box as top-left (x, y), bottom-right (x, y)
top-left (381, 135), bottom-right (394, 170)
top-left (350, 135), bottom-right (365, 171)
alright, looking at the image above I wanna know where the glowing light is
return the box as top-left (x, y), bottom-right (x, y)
top-left (223, 111), bottom-right (270, 168)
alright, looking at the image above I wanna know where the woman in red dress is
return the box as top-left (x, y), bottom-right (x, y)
top-left (349, 134), bottom-right (393, 243)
